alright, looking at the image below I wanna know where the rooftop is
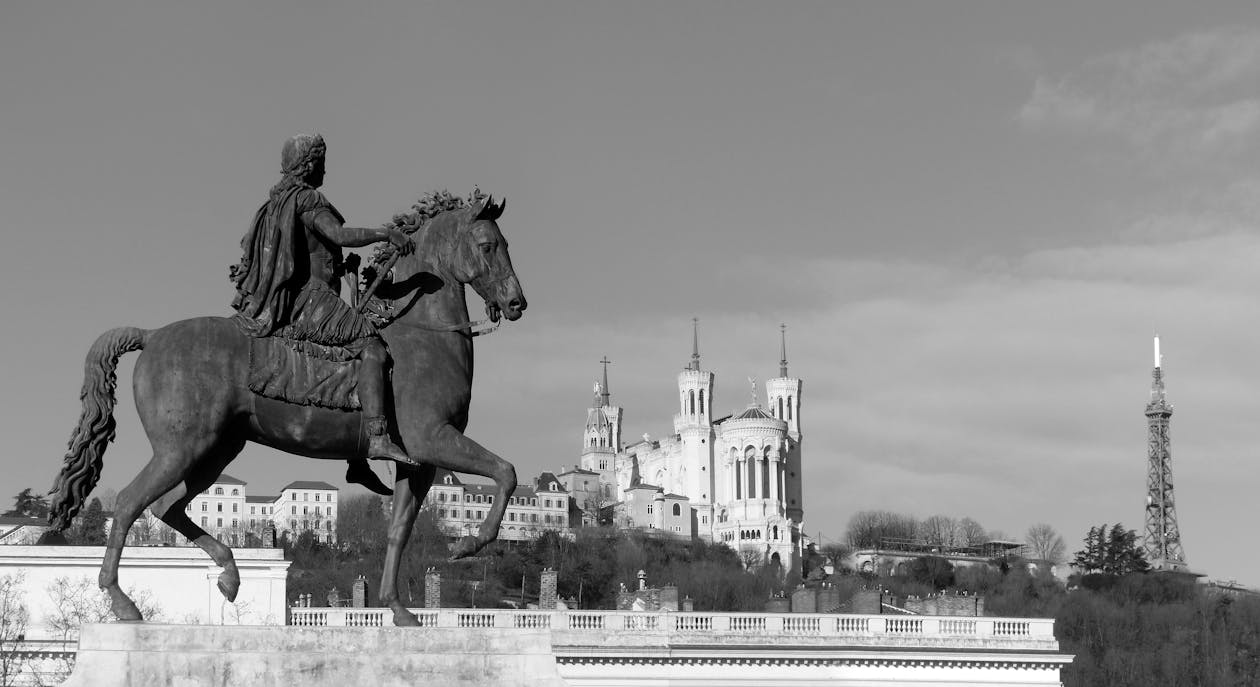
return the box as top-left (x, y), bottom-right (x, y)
top-left (213, 473), bottom-right (248, 486)
top-left (280, 480), bottom-right (338, 491)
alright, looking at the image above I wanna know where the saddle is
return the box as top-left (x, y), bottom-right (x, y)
top-left (246, 336), bottom-right (362, 411)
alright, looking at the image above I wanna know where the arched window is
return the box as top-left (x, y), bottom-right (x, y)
top-left (214, 487), bottom-right (223, 495)
top-left (698, 390), bottom-right (705, 415)
top-left (787, 396), bottom-right (793, 420)
top-left (689, 390), bottom-right (696, 415)
top-left (672, 503), bottom-right (681, 517)
top-left (231, 488), bottom-right (239, 496)
top-left (777, 398), bottom-right (783, 419)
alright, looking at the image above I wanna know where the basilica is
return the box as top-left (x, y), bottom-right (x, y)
top-left (560, 324), bottom-right (804, 569)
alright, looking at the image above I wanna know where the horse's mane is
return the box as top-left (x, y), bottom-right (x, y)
top-left (358, 188), bottom-right (491, 321)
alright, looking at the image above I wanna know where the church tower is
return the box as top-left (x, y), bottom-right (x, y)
top-left (1144, 336), bottom-right (1187, 572)
top-left (581, 357), bottom-right (622, 501)
top-left (673, 318), bottom-right (716, 534)
top-left (766, 324), bottom-right (804, 524)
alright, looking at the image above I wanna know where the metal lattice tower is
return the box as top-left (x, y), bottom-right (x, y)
top-left (1144, 336), bottom-right (1187, 571)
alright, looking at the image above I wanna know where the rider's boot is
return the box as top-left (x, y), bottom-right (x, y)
top-left (346, 458), bottom-right (393, 496)
top-left (359, 339), bottom-right (417, 467)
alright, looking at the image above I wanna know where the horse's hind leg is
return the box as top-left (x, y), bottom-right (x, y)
top-left (149, 439), bottom-right (247, 603)
top-left (99, 451), bottom-right (201, 620)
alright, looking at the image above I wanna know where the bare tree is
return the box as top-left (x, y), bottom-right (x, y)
top-left (916, 515), bottom-right (958, 548)
top-left (845, 510), bottom-right (918, 549)
top-left (1025, 523), bottom-right (1066, 563)
top-left (0, 572), bottom-right (31, 687)
top-left (956, 517), bottom-right (988, 547)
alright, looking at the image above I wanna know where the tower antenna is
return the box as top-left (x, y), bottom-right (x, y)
top-left (689, 317), bottom-right (701, 371)
top-left (599, 356), bottom-right (612, 407)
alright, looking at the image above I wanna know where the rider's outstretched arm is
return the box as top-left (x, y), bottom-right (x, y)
top-left (308, 211), bottom-right (413, 253)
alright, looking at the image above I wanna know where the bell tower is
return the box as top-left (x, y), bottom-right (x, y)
top-left (766, 324), bottom-right (803, 524)
top-left (581, 357), bottom-right (622, 495)
top-left (674, 318), bottom-right (716, 530)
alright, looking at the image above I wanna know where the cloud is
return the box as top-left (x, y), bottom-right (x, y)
top-left (1019, 27), bottom-right (1260, 161)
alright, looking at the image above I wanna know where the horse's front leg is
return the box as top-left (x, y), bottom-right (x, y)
top-left (428, 425), bottom-right (517, 560)
top-left (378, 463), bottom-right (435, 627)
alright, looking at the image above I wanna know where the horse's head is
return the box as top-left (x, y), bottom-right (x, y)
top-left (378, 191), bottom-right (526, 330)
top-left (453, 195), bottom-right (526, 323)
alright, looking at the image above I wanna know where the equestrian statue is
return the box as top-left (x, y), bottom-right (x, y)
top-left (44, 134), bottom-right (528, 626)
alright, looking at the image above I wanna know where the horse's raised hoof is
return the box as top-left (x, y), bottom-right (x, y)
top-left (217, 570), bottom-right (240, 602)
top-left (449, 535), bottom-right (480, 561)
top-left (392, 607), bottom-right (421, 627)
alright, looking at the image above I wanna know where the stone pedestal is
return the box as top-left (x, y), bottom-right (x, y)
top-left (62, 623), bottom-right (565, 687)
top-left (352, 575), bottom-right (368, 608)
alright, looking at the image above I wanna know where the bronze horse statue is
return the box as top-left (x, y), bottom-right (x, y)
top-left (46, 193), bottom-right (526, 626)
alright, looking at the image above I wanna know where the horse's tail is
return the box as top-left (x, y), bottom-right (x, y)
top-left (47, 326), bottom-right (150, 533)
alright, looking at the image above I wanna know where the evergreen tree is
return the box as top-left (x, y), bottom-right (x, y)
top-left (72, 498), bottom-right (108, 545)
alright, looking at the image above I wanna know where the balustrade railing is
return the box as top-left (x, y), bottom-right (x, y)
top-left (286, 608), bottom-right (1054, 646)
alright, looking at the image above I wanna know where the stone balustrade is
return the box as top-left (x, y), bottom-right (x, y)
top-left (288, 608), bottom-right (1057, 649)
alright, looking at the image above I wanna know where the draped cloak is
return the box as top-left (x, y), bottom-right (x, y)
top-left (230, 184), bottom-right (347, 338)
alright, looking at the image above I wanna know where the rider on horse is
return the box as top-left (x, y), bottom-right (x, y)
top-left (229, 133), bottom-right (413, 494)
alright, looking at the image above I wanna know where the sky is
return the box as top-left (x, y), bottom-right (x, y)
top-left (3, 1), bottom-right (1260, 585)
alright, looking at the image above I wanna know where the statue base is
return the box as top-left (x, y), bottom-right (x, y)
top-left (62, 623), bottom-right (566, 687)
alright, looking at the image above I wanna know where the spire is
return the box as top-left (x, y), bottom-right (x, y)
top-left (599, 356), bottom-right (612, 407)
top-left (779, 323), bottom-right (789, 378)
top-left (748, 376), bottom-right (759, 407)
top-left (689, 317), bottom-right (701, 371)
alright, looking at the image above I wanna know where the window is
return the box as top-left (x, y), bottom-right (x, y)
top-left (290, 520), bottom-right (297, 530)
top-left (672, 503), bottom-right (681, 517)
top-left (186, 503), bottom-right (191, 511)
top-left (465, 494), bottom-right (472, 503)
top-left (531, 514), bottom-right (538, 523)
top-left (217, 503), bottom-right (223, 512)
top-left (531, 498), bottom-right (537, 506)
top-left (200, 516), bottom-right (207, 526)
top-left (201, 503), bottom-right (207, 512)
top-left (439, 493), bottom-right (446, 502)
top-left (232, 488), bottom-right (239, 496)
top-left (214, 487), bottom-right (223, 495)
top-left (476, 510), bottom-right (483, 519)
top-left (702, 515), bottom-right (708, 524)
top-left (487, 496), bottom-right (494, 504)
top-left (303, 506), bottom-right (308, 515)
top-left (326, 521), bottom-right (332, 531)
top-left (444, 475), bottom-right (452, 484)
top-left (216, 518), bottom-right (223, 527)
top-left (291, 506), bottom-right (296, 515)
top-left (231, 519), bottom-right (238, 528)
top-left (475, 495), bottom-right (483, 503)
top-left (291, 492), bottom-right (297, 500)
top-left (509, 512), bottom-right (516, 521)
top-left (326, 506), bottom-right (331, 515)
top-left (647, 505), bottom-right (654, 515)
top-left (787, 396), bottom-right (793, 420)
top-left (699, 390), bottom-right (705, 414)
top-left (315, 494), bottom-right (321, 502)
top-left (465, 510), bottom-right (472, 519)
top-left (232, 503), bottom-right (238, 513)
top-left (303, 493), bottom-right (308, 501)
top-left (544, 514), bottom-right (552, 524)
top-left (544, 499), bottom-right (551, 508)
top-left (250, 506), bottom-right (256, 515)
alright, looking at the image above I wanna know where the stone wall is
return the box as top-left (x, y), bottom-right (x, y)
top-left (0, 545), bottom-right (289, 637)
top-left (903, 594), bottom-right (984, 617)
top-left (424, 568), bottom-right (441, 608)
top-left (540, 568), bottom-right (558, 610)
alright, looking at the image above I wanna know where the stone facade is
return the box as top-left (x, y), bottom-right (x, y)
top-left (422, 471), bottom-right (572, 542)
top-left (569, 328), bottom-right (804, 569)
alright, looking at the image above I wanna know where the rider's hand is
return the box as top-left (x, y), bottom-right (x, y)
top-left (387, 229), bottom-right (415, 255)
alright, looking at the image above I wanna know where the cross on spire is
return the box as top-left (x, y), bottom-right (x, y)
top-left (599, 356), bottom-right (612, 407)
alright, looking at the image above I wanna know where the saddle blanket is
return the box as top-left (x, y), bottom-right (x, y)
top-left (247, 337), bottom-right (361, 411)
